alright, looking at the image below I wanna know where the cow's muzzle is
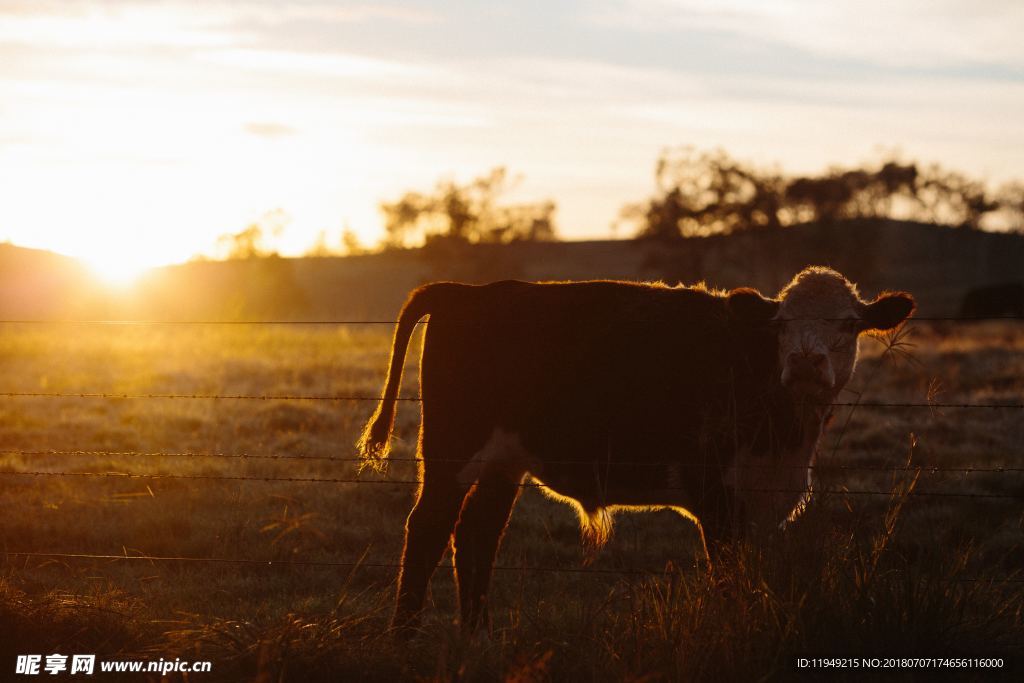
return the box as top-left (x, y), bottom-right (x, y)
top-left (782, 352), bottom-right (834, 398)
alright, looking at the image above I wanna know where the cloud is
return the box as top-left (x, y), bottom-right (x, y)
top-left (0, 1), bottom-right (438, 53)
top-left (202, 47), bottom-right (455, 84)
top-left (0, 3), bottom-right (249, 49)
top-left (227, 1), bottom-right (440, 25)
top-left (586, 0), bottom-right (1024, 71)
top-left (244, 122), bottom-right (297, 138)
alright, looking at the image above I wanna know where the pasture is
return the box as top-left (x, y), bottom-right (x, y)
top-left (0, 320), bottom-right (1021, 681)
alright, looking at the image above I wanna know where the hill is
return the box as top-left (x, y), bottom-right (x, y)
top-left (3, 220), bottom-right (1022, 321)
top-left (0, 243), bottom-right (110, 319)
top-left (136, 219), bottom-right (1024, 320)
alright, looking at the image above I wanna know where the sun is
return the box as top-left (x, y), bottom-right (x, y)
top-left (80, 251), bottom-right (153, 288)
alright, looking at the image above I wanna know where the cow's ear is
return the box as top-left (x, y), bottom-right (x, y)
top-left (860, 292), bottom-right (915, 331)
top-left (727, 287), bottom-right (779, 322)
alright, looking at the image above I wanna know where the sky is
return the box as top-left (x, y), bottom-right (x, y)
top-left (1, 0), bottom-right (1022, 282)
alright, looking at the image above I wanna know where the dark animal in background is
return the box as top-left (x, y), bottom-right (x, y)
top-left (358, 267), bottom-right (915, 632)
top-left (959, 282), bottom-right (1024, 319)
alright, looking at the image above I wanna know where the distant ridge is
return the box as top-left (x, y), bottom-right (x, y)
top-left (0, 243), bottom-right (107, 319)
top-left (2, 220), bottom-right (1022, 321)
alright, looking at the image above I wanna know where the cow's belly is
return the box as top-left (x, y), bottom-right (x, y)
top-left (531, 468), bottom-right (700, 512)
top-left (456, 425), bottom-right (816, 534)
top-left (459, 428), bottom-right (721, 517)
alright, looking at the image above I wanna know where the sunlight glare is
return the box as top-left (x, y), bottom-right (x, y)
top-left (81, 251), bottom-right (152, 289)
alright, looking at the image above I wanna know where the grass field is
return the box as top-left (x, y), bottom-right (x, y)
top-left (1, 321), bottom-right (1022, 681)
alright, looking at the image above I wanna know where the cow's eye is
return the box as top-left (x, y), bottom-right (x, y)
top-left (839, 318), bottom-right (859, 334)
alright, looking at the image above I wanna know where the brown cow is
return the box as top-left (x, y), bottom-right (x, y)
top-left (358, 266), bottom-right (914, 632)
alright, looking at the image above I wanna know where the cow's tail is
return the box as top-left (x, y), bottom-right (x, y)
top-left (356, 284), bottom-right (442, 471)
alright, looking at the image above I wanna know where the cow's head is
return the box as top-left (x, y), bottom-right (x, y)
top-left (728, 267), bottom-right (915, 401)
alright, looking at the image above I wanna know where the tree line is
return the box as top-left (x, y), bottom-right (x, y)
top-left (623, 147), bottom-right (1024, 239)
top-left (213, 149), bottom-right (1023, 258)
top-left (377, 149), bottom-right (1022, 248)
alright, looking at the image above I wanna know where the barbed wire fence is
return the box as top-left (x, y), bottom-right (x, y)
top-left (1, 316), bottom-right (1022, 584)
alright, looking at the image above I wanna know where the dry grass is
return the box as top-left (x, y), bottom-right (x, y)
top-left (0, 321), bottom-right (1021, 681)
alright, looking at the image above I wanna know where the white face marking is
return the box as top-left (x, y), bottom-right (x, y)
top-left (775, 269), bottom-right (864, 401)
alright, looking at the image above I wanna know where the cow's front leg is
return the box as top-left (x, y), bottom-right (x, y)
top-left (695, 495), bottom-right (746, 575)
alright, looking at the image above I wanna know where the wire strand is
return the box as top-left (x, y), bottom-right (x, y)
top-left (1, 316), bottom-right (1023, 324)
top-left (0, 469), bottom-right (1019, 499)
top-left (4, 550), bottom-right (1021, 583)
top-left (0, 551), bottom-right (664, 576)
top-left (0, 391), bottom-right (414, 401)
top-left (0, 392), bottom-right (1021, 409)
top-left (4, 449), bottom-right (1024, 474)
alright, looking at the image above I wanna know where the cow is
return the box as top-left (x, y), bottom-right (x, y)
top-left (959, 282), bottom-right (1024, 319)
top-left (357, 266), bottom-right (915, 633)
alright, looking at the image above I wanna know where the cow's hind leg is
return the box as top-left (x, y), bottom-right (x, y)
top-left (453, 475), bottom-right (521, 632)
top-left (394, 464), bottom-right (466, 635)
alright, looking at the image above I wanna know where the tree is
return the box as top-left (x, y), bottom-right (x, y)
top-left (625, 147), bottom-right (782, 239)
top-left (379, 168), bottom-right (558, 248)
top-left (216, 209), bottom-right (288, 259)
top-left (916, 166), bottom-right (1000, 230)
top-left (340, 227), bottom-right (367, 255)
top-left (994, 181), bottom-right (1024, 233)
top-left (303, 230), bottom-right (335, 257)
top-left (625, 148), bottom-right (1013, 237)
top-left (218, 224), bottom-right (270, 259)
